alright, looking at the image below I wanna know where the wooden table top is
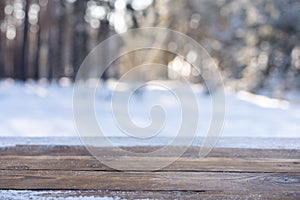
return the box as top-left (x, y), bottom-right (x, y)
top-left (0, 144), bottom-right (299, 199)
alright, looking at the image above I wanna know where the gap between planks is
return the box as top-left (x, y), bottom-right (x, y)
top-left (0, 145), bottom-right (299, 197)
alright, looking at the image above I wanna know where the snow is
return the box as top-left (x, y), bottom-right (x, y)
top-left (0, 79), bottom-right (299, 139)
top-left (0, 79), bottom-right (299, 199)
top-left (0, 190), bottom-right (119, 200)
top-left (1, 137), bottom-right (300, 149)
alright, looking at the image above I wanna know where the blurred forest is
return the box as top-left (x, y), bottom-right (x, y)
top-left (0, 0), bottom-right (299, 96)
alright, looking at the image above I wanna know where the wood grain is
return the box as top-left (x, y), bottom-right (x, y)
top-left (1, 145), bottom-right (299, 158)
top-left (1, 170), bottom-right (300, 191)
top-left (0, 145), bottom-right (299, 199)
top-left (0, 155), bottom-right (299, 172)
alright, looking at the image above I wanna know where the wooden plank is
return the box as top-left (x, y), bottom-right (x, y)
top-left (1, 145), bottom-right (300, 158)
top-left (1, 145), bottom-right (299, 198)
top-left (1, 189), bottom-right (299, 200)
top-left (0, 155), bottom-right (299, 172)
top-left (0, 170), bottom-right (300, 192)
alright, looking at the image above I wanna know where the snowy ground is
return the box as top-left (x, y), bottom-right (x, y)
top-left (0, 79), bottom-right (299, 139)
top-left (0, 190), bottom-right (117, 200)
top-left (0, 79), bottom-right (299, 199)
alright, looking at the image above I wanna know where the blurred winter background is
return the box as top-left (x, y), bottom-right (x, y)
top-left (0, 0), bottom-right (299, 139)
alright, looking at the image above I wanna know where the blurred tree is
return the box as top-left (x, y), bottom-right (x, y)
top-left (0, 1), bottom-right (4, 77)
top-left (20, 0), bottom-right (29, 80)
top-left (72, 0), bottom-right (88, 80)
top-left (185, 0), bottom-right (300, 96)
top-left (0, 0), bottom-right (299, 97)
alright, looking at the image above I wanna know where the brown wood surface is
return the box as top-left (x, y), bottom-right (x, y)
top-left (0, 145), bottom-right (300, 199)
top-left (1, 145), bottom-right (299, 158)
top-left (1, 155), bottom-right (299, 172)
top-left (1, 170), bottom-right (300, 191)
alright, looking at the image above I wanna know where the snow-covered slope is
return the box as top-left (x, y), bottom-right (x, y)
top-left (0, 79), bottom-right (299, 138)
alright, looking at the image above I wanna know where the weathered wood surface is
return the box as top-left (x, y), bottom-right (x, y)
top-left (1, 170), bottom-right (300, 191)
top-left (1, 155), bottom-right (300, 172)
top-left (0, 145), bottom-right (300, 199)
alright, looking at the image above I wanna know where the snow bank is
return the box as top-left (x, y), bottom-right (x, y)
top-left (0, 79), bottom-right (299, 138)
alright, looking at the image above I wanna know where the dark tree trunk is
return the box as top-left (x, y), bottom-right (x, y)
top-left (56, 1), bottom-right (65, 79)
top-left (50, 0), bottom-right (64, 80)
top-left (37, 0), bottom-right (50, 79)
top-left (47, 0), bottom-right (55, 81)
top-left (98, 20), bottom-right (110, 80)
top-left (33, 0), bottom-right (42, 81)
top-left (72, 0), bottom-right (88, 80)
top-left (20, 0), bottom-right (30, 81)
top-left (0, 0), bottom-right (5, 78)
top-left (61, 1), bottom-right (74, 78)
